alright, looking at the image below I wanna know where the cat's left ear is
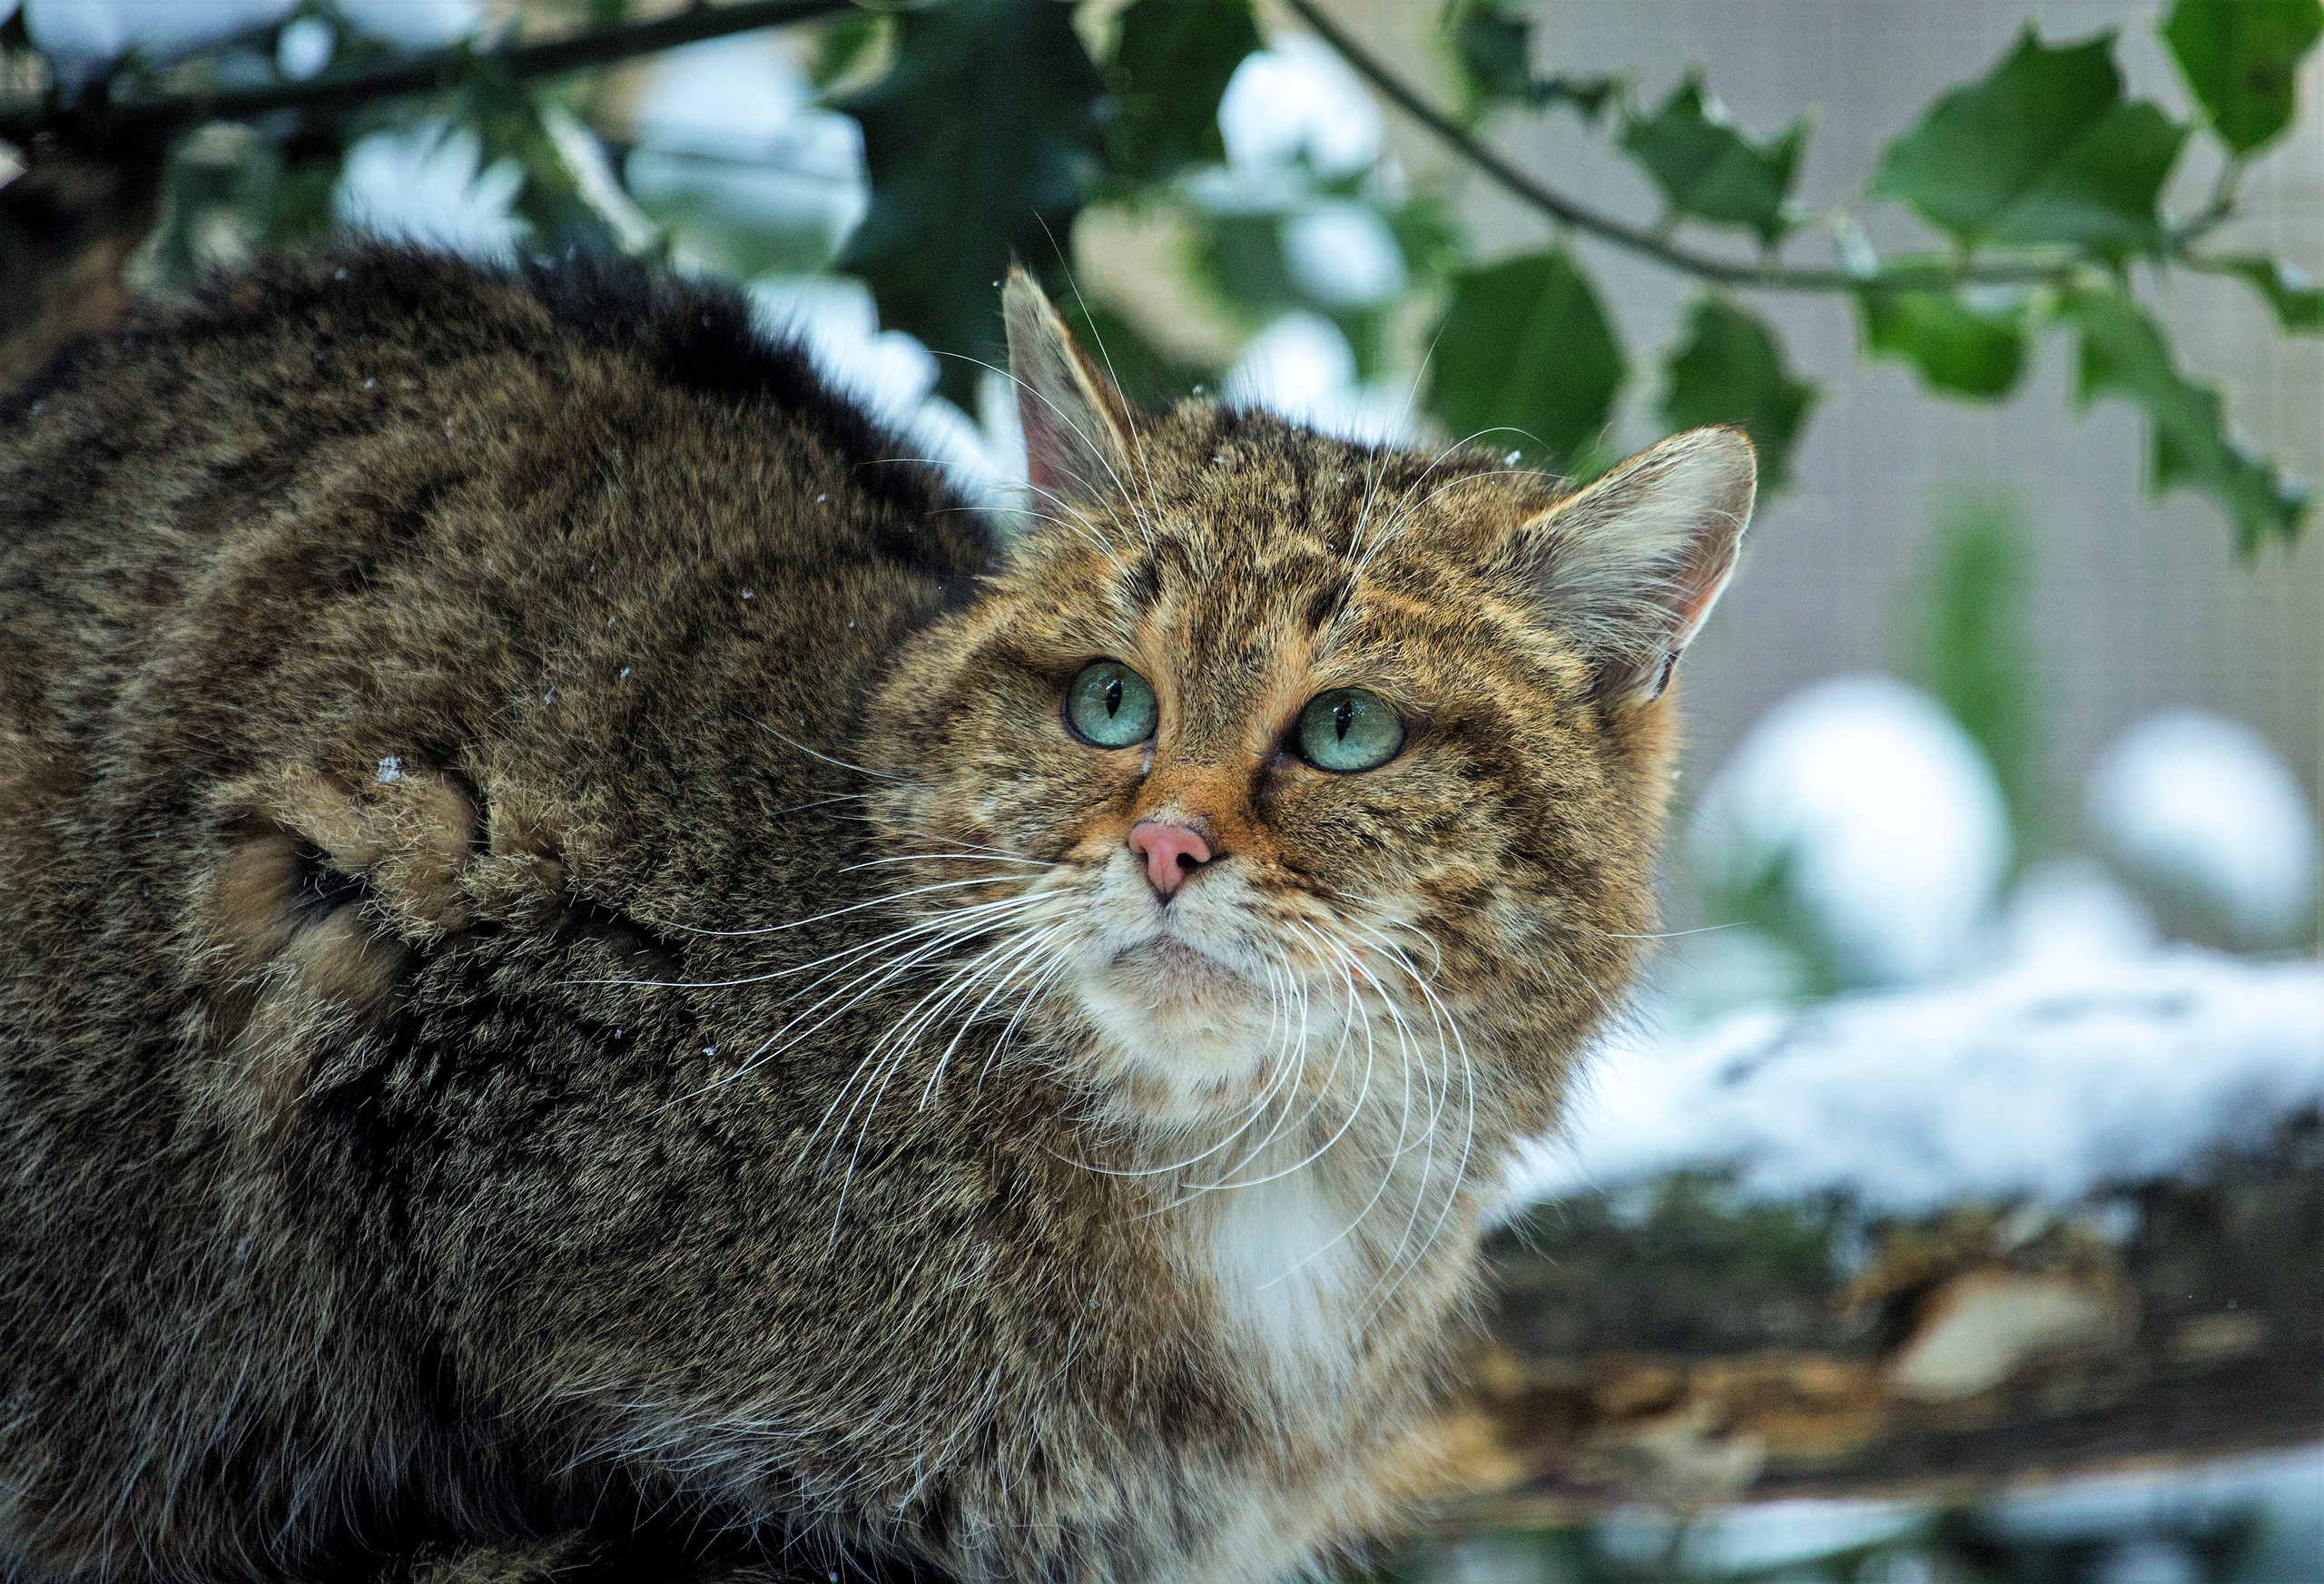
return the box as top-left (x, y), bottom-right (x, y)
top-left (1493, 426), bottom-right (1757, 703)
top-left (1002, 265), bottom-right (1137, 505)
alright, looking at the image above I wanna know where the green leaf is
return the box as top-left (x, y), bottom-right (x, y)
top-left (1659, 297), bottom-right (1814, 493)
top-left (2206, 254), bottom-right (2324, 330)
top-left (842, 0), bottom-right (1106, 403)
top-left (1907, 493), bottom-right (2042, 848)
top-left (1445, 0), bottom-right (1535, 108)
top-left (810, 10), bottom-right (888, 93)
top-left (1857, 286), bottom-right (2030, 398)
top-left (1426, 249), bottom-right (1625, 476)
top-left (1870, 29), bottom-right (2187, 256)
top-left (1620, 75), bottom-right (1805, 246)
top-left (2063, 286), bottom-right (2311, 550)
top-left (1104, 0), bottom-right (1260, 183)
top-left (1442, 0), bottom-right (1618, 121)
top-left (2162, 0), bottom-right (2323, 154)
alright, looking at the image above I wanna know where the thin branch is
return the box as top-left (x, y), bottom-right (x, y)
top-left (1281, 0), bottom-right (2214, 295)
top-left (2, 0), bottom-right (856, 146)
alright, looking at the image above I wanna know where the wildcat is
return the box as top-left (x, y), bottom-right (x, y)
top-left (0, 247), bottom-right (1753, 1583)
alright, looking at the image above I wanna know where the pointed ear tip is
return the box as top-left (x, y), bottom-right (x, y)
top-left (1679, 424), bottom-right (1758, 471)
top-left (1001, 263), bottom-right (1051, 315)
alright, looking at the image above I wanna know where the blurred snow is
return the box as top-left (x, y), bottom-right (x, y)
top-left (20, 0), bottom-right (477, 84)
top-left (336, 0), bottom-right (479, 52)
top-left (1217, 34), bottom-right (1382, 178)
top-left (24, 0), bottom-right (295, 81)
top-left (273, 14), bottom-right (330, 80)
top-left (333, 122), bottom-right (526, 261)
top-left (1507, 947), bottom-right (2324, 1216)
top-left (624, 36), bottom-right (867, 276)
top-left (1281, 202), bottom-right (1404, 308)
top-left (2085, 710), bottom-right (2318, 948)
top-left (1999, 859), bottom-right (2158, 966)
top-left (1689, 674), bottom-right (2012, 986)
top-left (1600, 1498), bottom-right (1922, 1577)
top-left (748, 277), bottom-right (1006, 500)
top-left (1223, 312), bottom-right (1415, 444)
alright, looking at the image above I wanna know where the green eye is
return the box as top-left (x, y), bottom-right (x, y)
top-left (1065, 661), bottom-right (1159, 748)
top-left (1295, 688), bottom-right (1404, 772)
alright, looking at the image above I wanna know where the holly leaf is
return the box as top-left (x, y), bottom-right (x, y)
top-left (2162, 0), bottom-right (2322, 155)
top-left (1104, 0), bottom-right (1260, 184)
top-left (1443, 0), bottom-right (1618, 121)
top-left (842, 0), bottom-right (1105, 403)
top-left (1870, 29), bottom-right (2187, 256)
top-left (1621, 75), bottom-right (1805, 247)
top-left (2063, 287), bottom-right (2310, 550)
top-left (1857, 285), bottom-right (2030, 398)
top-left (1427, 249), bottom-right (1625, 475)
top-left (2205, 255), bottom-right (2324, 330)
top-left (1659, 297), bottom-right (1814, 492)
top-left (810, 10), bottom-right (888, 92)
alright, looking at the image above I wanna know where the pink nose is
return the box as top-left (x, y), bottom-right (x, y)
top-left (1128, 821), bottom-right (1213, 900)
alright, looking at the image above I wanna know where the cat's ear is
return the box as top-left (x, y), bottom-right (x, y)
top-left (1002, 265), bottom-right (1137, 504)
top-left (1494, 426), bottom-right (1756, 703)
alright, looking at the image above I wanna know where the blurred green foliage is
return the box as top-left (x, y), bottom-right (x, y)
top-left (1906, 493), bottom-right (2042, 851)
top-left (0, 0), bottom-right (2318, 546)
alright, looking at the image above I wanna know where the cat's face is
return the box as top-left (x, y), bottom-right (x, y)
top-left (868, 273), bottom-right (1753, 1133)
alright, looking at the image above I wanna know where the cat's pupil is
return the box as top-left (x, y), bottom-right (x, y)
top-left (1104, 677), bottom-right (1123, 716)
top-left (1333, 698), bottom-right (1354, 741)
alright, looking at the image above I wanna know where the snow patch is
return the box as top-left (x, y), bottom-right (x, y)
top-left (333, 122), bottom-right (525, 261)
top-left (1223, 312), bottom-right (1414, 444)
top-left (623, 35), bottom-right (867, 271)
top-left (1689, 674), bottom-right (2011, 986)
top-left (336, 0), bottom-right (479, 52)
top-left (1507, 948), bottom-right (2324, 1216)
top-left (1217, 34), bottom-right (1382, 178)
top-left (25, 0), bottom-right (296, 81)
top-left (1281, 202), bottom-right (1405, 308)
top-left (747, 277), bottom-right (1007, 500)
top-left (2085, 710), bottom-right (2317, 948)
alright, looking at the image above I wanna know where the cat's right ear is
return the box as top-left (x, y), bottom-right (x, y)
top-left (1493, 426), bottom-right (1757, 703)
top-left (1002, 265), bottom-right (1137, 506)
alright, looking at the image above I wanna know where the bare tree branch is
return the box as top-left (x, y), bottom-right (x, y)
top-left (1280, 0), bottom-right (2219, 294)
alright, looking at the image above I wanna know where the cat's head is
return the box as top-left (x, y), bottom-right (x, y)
top-left (868, 271), bottom-right (1753, 1132)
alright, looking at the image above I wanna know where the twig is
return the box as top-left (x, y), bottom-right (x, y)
top-left (1281, 0), bottom-right (2216, 295)
top-left (1, 0), bottom-right (857, 146)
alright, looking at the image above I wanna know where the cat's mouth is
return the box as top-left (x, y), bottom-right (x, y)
top-left (1111, 934), bottom-right (1249, 994)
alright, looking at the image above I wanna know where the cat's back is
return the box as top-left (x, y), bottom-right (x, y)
top-left (0, 246), bottom-right (985, 707)
top-left (0, 249), bottom-right (1001, 1579)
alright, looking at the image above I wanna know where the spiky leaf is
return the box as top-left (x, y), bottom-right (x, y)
top-left (1427, 249), bottom-right (1625, 476)
top-left (2063, 287), bottom-right (2310, 550)
top-left (2162, 0), bottom-right (2323, 154)
top-left (1105, 0), bottom-right (1261, 183)
top-left (842, 0), bottom-right (1105, 403)
top-left (2209, 255), bottom-right (2324, 331)
top-left (1871, 29), bottom-right (2186, 257)
top-left (1858, 286), bottom-right (2030, 398)
top-left (1622, 75), bottom-right (1805, 246)
top-left (1660, 297), bottom-right (1814, 492)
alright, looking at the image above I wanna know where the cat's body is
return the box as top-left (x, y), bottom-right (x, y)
top-left (0, 249), bottom-right (1752, 1583)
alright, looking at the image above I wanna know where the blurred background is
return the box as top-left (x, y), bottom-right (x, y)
top-left (3, 1), bottom-right (2319, 1579)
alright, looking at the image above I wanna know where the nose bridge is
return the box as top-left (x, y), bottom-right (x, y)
top-left (1132, 756), bottom-right (1245, 835)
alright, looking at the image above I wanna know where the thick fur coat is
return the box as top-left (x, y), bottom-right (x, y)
top-left (0, 249), bottom-right (1751, 1583)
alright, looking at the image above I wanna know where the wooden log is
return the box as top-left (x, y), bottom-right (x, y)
top-left (1419, 1110), bottom-right (2323, 1529)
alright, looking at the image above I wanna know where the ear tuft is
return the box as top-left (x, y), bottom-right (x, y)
top-left (1499, 426), bottom-right (1757, 702)
top-left (1002, 266), bottom-right (1137, 507)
